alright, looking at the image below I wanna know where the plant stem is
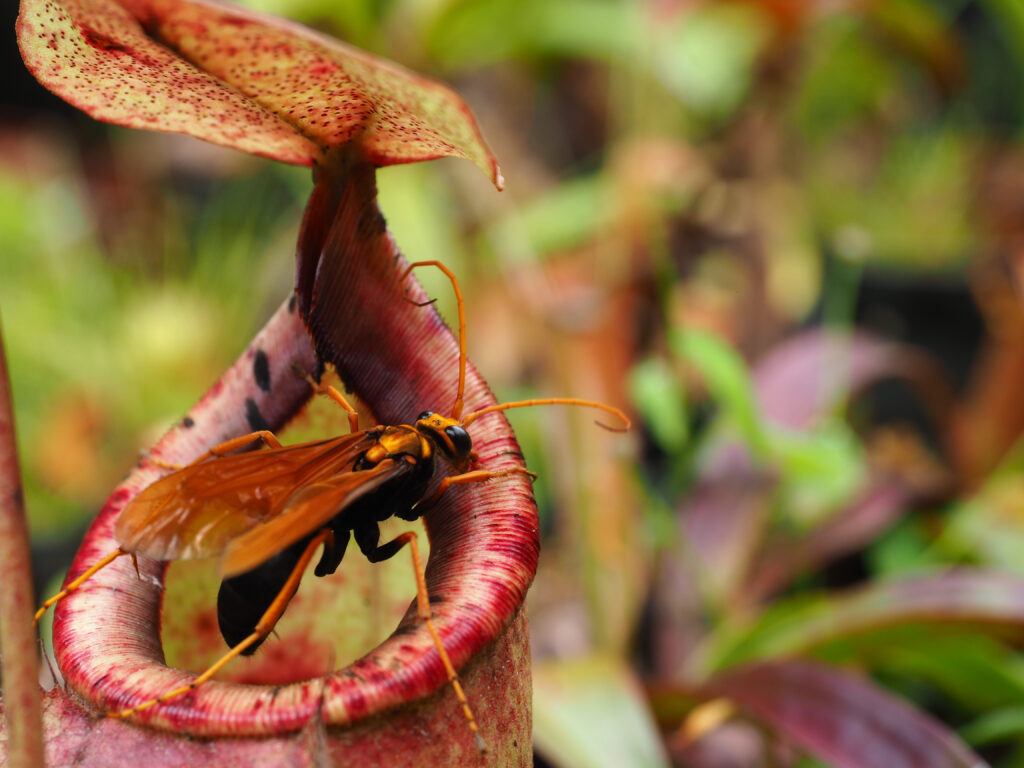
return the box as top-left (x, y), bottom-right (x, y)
top-left (0, 315), bottom-right (45, 767)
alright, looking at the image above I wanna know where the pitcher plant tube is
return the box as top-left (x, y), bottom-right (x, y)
top-left (11, 0), bottom-right (550, 764)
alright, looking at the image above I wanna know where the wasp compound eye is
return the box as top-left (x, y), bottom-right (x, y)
top-left (444, 425), bottom-right (473, 456)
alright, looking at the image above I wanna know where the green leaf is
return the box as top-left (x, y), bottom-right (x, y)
top-left (670, 327), bottom-right (769, 457)
top-left (628, 358), bottom-right (688, 454)
top-left (533, 656), bottom-right (670, 768)
top-left (961, 706), bottom-right (1024, 748)
top-left (772, 421), bottom-right (865, 529)
top-left (652, 3), bottom-right (770, 121)
top-left (488, 174), bottom-right (611, 262)
top-left (871, 635), bottom-right (1024, 713)
top-left (427, 0), bottom-right (640, 69)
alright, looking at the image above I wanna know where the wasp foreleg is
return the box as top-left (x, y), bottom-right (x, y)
top-left (417, 466), bottom-right (537, 509)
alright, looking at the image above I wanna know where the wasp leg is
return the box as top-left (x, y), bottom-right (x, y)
top-left (294, 365), bottom-right (360, 434)
top-left (142, 431), bottom-right (285, 472)
top-left (355, 525), bottom-right (485, 753)
top-left (108, 529), bottom-right (333, 720)
top-left (197, 431), bottom-right (285, 461)
top-left (34, 548), bottom-right (131, 626)
top-left (140, 451), bottom-right (185, 471)
top-left (418, 466), bottom-right (537, 509)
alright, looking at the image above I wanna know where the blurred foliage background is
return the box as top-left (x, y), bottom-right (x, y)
top-left (8, 0), bottom-right (1024, 765)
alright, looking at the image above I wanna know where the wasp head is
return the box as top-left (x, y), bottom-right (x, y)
top-left (415, 411), bottom-right (475, 472)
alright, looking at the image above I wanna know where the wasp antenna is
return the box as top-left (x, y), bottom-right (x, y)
top-left (461, 398), bottom-right (630, 431)
top-left (593, 419), bottom-right (630, 434)
top-left (404, 296), bottom-right (438, 309)
top-left (401, 261), bottom-right (467, 420)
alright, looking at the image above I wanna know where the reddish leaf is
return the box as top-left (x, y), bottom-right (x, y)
top-left (678, 443), bottom-right (775, 605)
top-left (747, 479), bottom-right (915, 600)
top-left (672, 330), bottom-right (943, 607)
top-left (713, 570), bottom-right (1024, 669)
top-left (17, 0), bottom-right (501, 186)
top-left (708, 660), bottom-right (986, 768)
top-left (753, 329), bottom-right (950, 432)
top-left (747, 330), bottom-right (952, 595)
top-left (651, 331), bottom-right (953, 677)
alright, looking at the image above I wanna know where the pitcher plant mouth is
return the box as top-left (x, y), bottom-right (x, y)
top-left (49, 163), bottom-right (539, 746)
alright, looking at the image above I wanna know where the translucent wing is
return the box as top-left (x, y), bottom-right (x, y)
top-left (219, 457), bottom-right (410, 577)
top-left (115, 431), bottom-right (377, 561)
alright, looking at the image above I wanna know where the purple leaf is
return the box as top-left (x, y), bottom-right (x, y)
top-left (753, 329), bottom-right (949, 431)
top-left (748, 478), bottom-right (917, 600)
top-left (708, 660), bottom-right (987, 768)
top-left (713, 570), bottom-right (1024, 669)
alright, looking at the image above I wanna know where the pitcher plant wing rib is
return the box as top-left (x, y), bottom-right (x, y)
top-left (115, 431), bottom-right (376, 561)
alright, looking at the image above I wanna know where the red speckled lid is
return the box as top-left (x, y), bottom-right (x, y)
top-left (17, 0), bottom-right (503, 187)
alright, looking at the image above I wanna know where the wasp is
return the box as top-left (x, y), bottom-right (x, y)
top-left (35, 260), bottom-right (628, 750)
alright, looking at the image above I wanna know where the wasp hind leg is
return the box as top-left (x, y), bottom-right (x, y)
top-left (108, 529), bottom-right (333, 720)
top-left (354, 522), bottom-right (486, 753)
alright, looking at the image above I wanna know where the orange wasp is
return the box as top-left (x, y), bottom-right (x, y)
top-left (35, 261), bottom-right (628, 749)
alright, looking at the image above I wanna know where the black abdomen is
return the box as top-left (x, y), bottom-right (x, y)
top-left (216, 537), bottom-right (311, 654)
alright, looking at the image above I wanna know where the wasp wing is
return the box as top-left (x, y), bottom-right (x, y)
top-left (219, 457), bottom-right (411, 577)
top-left (115, 431), bottom-right (377, 562)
